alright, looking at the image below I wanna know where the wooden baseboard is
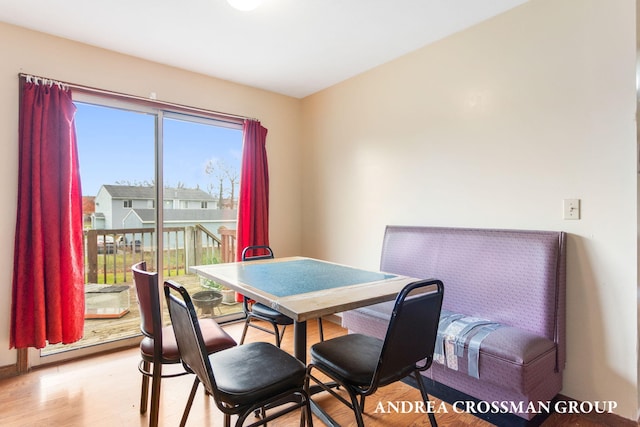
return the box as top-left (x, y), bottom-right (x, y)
top-left (0, 363), bottom-right (18, 380)
top-left (0, 348), bottom-right (28, 380)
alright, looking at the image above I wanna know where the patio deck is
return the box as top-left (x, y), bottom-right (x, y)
top-left (43, 273), bottom-right (243, 355)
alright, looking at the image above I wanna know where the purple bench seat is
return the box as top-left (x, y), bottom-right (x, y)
top-left (341, 226), bottom-right (566, 421)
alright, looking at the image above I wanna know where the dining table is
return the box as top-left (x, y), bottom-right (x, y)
top-left (189, 256), bottom-right (418, 363)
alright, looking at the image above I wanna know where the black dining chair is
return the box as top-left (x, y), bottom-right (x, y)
top-left (132, 261), bottom-right (237, 427)
top-left (305, 279), bottom-right (444, 427)
top-left (164, 280), bottom-right (313, 427)
top-left (239, 245), bottom-right (324, 346)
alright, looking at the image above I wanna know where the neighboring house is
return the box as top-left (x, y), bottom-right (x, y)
top-left (122, 207), bottom-right (238, 248)
top-left (93, 184), bottom-right (220, 229)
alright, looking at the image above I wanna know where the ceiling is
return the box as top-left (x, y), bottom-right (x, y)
top-left (0, 0), bottom-right (528, 98)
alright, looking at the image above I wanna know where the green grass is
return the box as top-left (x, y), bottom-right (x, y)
top-left (88, 248), bottom-right (219, 284)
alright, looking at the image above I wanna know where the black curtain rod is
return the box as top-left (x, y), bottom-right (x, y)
top-left (18, 72), bottom-right (257, 123)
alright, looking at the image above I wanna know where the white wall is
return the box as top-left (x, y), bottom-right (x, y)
top-left (0, 22), bottom-right (303, 365)
top-left (302, 0), bottom-right (638, 420)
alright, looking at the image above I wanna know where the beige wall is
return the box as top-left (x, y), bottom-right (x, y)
top-left (0, 22), bottom-right (303, 364)
top-left (301, 0), bottom-right (638, 420)
top-left (0, 0), bottom-right (638, 422)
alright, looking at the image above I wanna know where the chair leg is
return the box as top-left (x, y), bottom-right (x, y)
top-left (299, 406), bottom-right (305, 427)
top-left (149, 362), bottom-right (162, 427)
top-left (301, 394), bottom-right (314, 427)
top-left (349, 391), bottom-right (366, 427)
top-left (180, 377), bottom-right (201, 427)
top-left (140, 360), bottom-right (150, 414)
top-left (239, 316), bottom-right (251, 345)
top-left (241, 315), bottom-right (285, 348)
top-left (274, 323), bottom-right (284, 348)
top-left (413, 371), bottom-right (437, 427)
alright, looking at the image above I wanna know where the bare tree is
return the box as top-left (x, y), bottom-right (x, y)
top-left (205, 159), bottom-right (227, 209)
top-left (204, 159), bottom-right (239, 209)
top-left (226, 167), bottom-right (239, 209)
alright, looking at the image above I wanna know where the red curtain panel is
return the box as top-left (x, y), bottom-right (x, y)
top-left (236, 119), bottom-right (269, 261)
top-left (10, 78), bottom-right (85, 349)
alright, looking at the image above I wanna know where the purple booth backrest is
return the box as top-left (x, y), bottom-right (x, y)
top-left (380, 226), bottom-right (566, 366)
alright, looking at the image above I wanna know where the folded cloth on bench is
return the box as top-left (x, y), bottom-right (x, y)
top-left (435, 311), bottom-right (502, 379)
top-left (467, 323), bottom-right (501, 378)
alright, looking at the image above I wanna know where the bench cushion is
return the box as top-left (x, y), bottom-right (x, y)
top-left (342, 301), bottom-right (556, 394)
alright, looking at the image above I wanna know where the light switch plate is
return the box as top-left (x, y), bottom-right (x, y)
top-left (563, 199), bottom-right (580, 220)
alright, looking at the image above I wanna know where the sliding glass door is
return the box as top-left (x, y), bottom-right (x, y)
top-left (161, 113), bottom-right (243, 322)
top-left (36, 94), bottom-right (243, 364)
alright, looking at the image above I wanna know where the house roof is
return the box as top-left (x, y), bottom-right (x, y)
top-left (102, 185), bottom-right (215, 201)
top-left (126, 208), bottom-right (237, 224)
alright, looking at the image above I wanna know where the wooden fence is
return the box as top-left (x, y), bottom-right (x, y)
top-left (84, 225), bottom-right (236, 284)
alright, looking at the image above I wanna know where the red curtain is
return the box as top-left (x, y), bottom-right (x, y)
top-left (10, 78), bottom-right (85, 349)
top-left (236, 119), bottom-right (269, 261)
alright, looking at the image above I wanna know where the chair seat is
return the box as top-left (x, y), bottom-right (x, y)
top-left (141, 320), bottom-right (236, 362)
top-left (251, 302), bottom-right (294, 325)
top-left (311, 334), bottom-right (383, 386)
top-left (210, 341), bottom-right (306, 406)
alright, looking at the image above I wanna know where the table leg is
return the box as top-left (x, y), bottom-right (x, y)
top-left (295, 320), bottom-right (342, 426)
top-left (294, 320), bottom-right (307, 362)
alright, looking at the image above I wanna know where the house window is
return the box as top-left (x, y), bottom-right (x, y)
top-left (201, 201), bottom-right (208, 209)
top-left (124, 200), bottom-right (132, 208)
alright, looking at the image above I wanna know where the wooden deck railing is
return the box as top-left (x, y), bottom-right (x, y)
top-left (218, 226), bottom-right (237, 263)
top-left (84, 225), bottom-right (237, 284)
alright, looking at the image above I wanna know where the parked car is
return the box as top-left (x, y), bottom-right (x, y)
top-left (97, 235), bottom-right (115, 254)
top-left (117, 236), bottom-right (142, 253)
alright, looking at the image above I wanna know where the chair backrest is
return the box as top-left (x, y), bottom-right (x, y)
top-left (373, 279), bottom-right (444, 390)
top-left (131, 261), bottom-right (162, 340)
top-left (241, 245), bottom-right (274, 261)
top-left (163, 280), bottom-right (217, 395)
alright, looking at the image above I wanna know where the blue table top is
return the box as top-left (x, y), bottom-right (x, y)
top-left (236, 258), bottom-right (397, 297)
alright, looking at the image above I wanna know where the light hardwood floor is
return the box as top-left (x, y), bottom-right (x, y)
top-left (0, 320), bottom-right (630, 426)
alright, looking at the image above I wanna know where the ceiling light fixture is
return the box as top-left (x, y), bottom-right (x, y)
top-left (227, 0), bottom-right (264, 11)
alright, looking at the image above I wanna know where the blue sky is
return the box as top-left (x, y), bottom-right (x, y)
top-left (74, 102), bottom-right (243, 197)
